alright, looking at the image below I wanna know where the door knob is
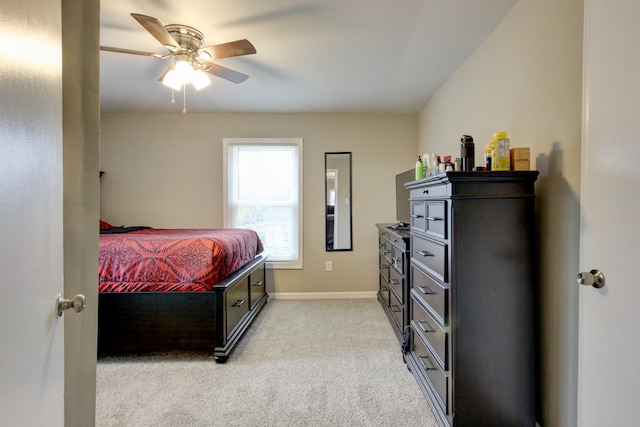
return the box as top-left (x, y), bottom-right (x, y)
top-left (56, 294), bottom-right (86, 317)
top-left (577, 270), bottom-right (606, 289)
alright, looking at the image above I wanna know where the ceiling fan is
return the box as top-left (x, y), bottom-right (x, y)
top-left (100, 13), bottom-right (256, 90)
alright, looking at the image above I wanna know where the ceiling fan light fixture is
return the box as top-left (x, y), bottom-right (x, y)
top-left (162, 60), bottom-right (211, 91)
top-left (174, 60), bottom-right (195, 80)
top-left (162, 68), bottom-right (183, 91)
top-left (192, 69), bottom-right (211, 90)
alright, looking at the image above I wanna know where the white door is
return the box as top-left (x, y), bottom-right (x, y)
top-left (0, 0), bottom-right (65, 425)
top-left (578, 0), bottom-right (640, 425)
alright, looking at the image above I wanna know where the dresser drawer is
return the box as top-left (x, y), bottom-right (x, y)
top-left (410, 201), bottom-right (426, 231)
top-left (424, 201), bottom-right (447, 239)
top-left (385, 231), bottom-right (407, 252)
top-left (411, 201), bottom-right (447, 239)
top-left (411, 265), bottom-right (449, 325)
top-left (411, 235), bottom-right (448, 283)
top-left (225, 278), bottom-right (250, 339)
top-left (410, 183), bottom-right (449, 200)
top-left (412, 295), bottom-right (448, 370)
top-left (413, 330), bottom-right (449, 415)
top-left (379, 240), bottom-right (391, 261)
top-left (390, 247), bottom-right (406, 276)
top-left (389, 290), bottom-right (404, 330)
top-left (378, 280), bottom-right (390, 307)
top-left (389, 266), bottom-right (403, 304)
top-left (379, 229), bottom-right (391, 246)
top-left (379, 255), bottom-right (390, 282)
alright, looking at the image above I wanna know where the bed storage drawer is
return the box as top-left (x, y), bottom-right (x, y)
top-left (225, 278), bottom-right (250, 338)
top-left (249, 264), bottom-right (266, 308)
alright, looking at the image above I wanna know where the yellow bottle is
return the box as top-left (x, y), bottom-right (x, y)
top-left (491, 131), bottom-right (510, 171)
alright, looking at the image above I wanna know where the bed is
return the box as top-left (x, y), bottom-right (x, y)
top-left (97, 223), bottom-right (268, 363)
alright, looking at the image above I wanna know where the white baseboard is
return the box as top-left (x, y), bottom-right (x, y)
top-left (270, 291), bottom-right (377, 300)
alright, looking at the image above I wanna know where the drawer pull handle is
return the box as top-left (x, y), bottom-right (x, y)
top-left (382, 249), bottom-right (390, 255)
top-left (380, 265), bottom-right (389, 270)
top-left (425, 216), bottom-right (443, 221)
top-left (251, 280), bottom-right (264, 287)
top-left (381, 286), bottom-right (389, 292)
top-left (418, 320), bottom-right (435, 333)
top-left (418, 355), bottom-right (437, 371)
top-left (390, 279), bottom-right (400, 285)
top-left (232, 299), bottom-right (245, 308)
top-left (391, 305), bottom-right (402, 313)
top-left (417, 250), bottom-right (435, 257)
top-left (411, 214), bottom-right (424, 219)
top-left (417, 285), bottom-right (434, 295)
top-left (423, 189), bottom-right (429, 194)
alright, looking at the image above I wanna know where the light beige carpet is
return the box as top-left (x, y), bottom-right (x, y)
top-left (96, 299), bottom-right (438, 427)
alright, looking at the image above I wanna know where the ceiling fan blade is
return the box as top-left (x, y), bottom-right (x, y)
top-left (130, 13), bottom-right (180, 51)
top-left (202, 62), bottom-right (249, 84)
top-left (157, 65), bottom-right (172, 82)
top-left (198, 39), bottom-right (256, 60)
top-left (100, 46), bottom-right (161, 57)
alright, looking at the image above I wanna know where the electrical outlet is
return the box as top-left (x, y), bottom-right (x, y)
top-left (325, 261), bottom-right (333, 271)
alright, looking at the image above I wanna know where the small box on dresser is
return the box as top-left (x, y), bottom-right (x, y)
top-left (376, 224), bottom-right (411, 344)
top-left (405, 171), bottom-right (538, 427)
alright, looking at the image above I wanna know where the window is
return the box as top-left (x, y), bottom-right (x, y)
top-left (223, 138), bottom-right (303, 269)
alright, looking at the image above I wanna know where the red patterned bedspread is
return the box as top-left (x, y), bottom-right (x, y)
top-left (99, 228), bottom-right (264, 292)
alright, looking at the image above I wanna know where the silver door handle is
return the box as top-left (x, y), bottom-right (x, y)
top-left (56, 294), bottom-right (86, 317)
top-left (577, 270), bottom-right (605, 289)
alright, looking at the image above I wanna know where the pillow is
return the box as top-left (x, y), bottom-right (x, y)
top-left (100, 220), bottom-right (115, 231)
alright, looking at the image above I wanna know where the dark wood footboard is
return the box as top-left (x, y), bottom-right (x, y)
top-left (98, 253), bottom-right (268, 363)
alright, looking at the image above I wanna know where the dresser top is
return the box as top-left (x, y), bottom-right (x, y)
top-left (405, 170), bottom-right (538, 187)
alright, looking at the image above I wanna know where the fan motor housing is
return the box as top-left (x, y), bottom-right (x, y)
top-left (164, 24), bottom-right (204, 52)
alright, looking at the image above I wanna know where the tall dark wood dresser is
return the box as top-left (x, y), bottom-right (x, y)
top-left (404, 171), bottom-right (538, 427)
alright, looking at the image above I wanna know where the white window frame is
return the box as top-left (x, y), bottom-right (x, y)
top-left (223, 138), bottom-right (303, 269)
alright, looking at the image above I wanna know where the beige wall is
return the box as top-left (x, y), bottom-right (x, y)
top-left (100, 112), bottom-right (418, 294)
top-left (418, 0), bottom-right (583, 426)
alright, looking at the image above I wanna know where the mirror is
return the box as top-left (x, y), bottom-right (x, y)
top-left (325, 152), bottom-right (352, 251)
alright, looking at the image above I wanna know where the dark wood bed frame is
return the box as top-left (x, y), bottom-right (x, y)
top-left (97, 253), bottom-right (268, 363)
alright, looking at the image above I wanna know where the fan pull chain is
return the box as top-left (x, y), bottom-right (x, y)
top-left (170, 88), bottom-right (175, 104)
top-left (183, 84), bottom-right (187, 113)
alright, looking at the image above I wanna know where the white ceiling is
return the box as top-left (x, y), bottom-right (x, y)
top-left (99, 0), bottom-right (517, 114)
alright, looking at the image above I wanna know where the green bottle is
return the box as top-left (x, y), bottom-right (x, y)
top-left (415, 156), bottom-right (426, 180)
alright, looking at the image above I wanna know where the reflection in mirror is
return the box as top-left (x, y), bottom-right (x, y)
top-left (325, 152), bottom-right (352, 251)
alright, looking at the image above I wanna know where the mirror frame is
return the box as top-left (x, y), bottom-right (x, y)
top-left (325, 152), bottom-right (353, 251)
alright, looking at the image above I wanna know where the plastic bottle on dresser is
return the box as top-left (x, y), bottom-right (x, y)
top-left (484, 143), bottom-right (492, 171)
top-left (415, 155), bottom-right (426, 180)
top-left (491, 131), bottom-right (510, 171)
